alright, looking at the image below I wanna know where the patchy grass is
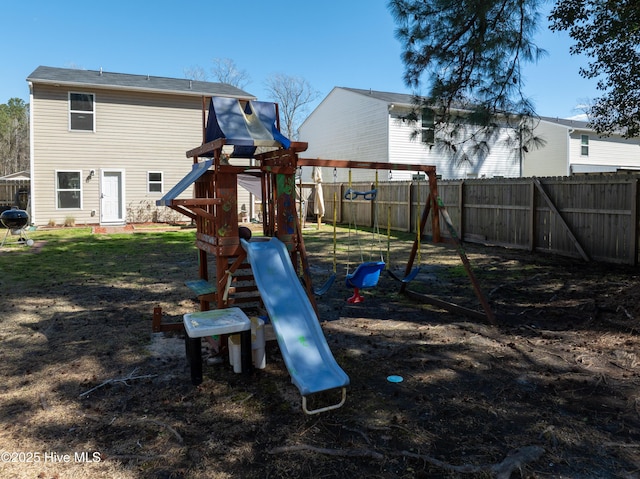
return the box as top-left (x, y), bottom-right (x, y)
top-left (1, 225), bottom-right (639, 478)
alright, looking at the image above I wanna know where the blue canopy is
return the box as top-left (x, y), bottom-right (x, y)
top-left (205, 98), bottom-right (290, 157)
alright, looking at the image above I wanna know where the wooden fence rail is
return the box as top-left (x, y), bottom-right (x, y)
top-left (0, 180), bottom-right (30, 210)
top-left (317, 176), bottom-right (640, 266)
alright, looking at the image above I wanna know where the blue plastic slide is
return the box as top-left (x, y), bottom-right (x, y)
top-left (241, 238), bottom-right (349, 414)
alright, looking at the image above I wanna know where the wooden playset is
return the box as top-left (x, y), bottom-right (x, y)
top-left (151, 96), bottom-right (494, 413)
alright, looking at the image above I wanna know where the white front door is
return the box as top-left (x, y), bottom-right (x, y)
top-left (101, 171), bottom-right (124, 223)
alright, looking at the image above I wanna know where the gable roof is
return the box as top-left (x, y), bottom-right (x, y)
top-left (340, 88), bottom-right (597, 131)
top-left (0, 170), bottom-right (29, 181)
top-left (539, 116), bottom-right (591, 130)
top-left (27, 65), bottom-right (255, 100)
top-left (340, 87), bottom-right (415, 106)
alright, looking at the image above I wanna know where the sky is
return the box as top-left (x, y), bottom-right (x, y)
top-left (1, 0), bottom-right (599, 121)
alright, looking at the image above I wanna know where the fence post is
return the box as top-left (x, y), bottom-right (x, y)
top-left (408, 182), bottom-right (413, 233)
top-left (458, 180), bottom-right (464, 240)
top-left (528, 178), bottom-right (535, 252)
top-left (631, 178), bottom-right (639, 266)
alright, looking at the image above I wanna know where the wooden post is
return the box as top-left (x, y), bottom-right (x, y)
top-left (437, 198), bottom-right (496, 326)
top-left (528, 178), bottom-right (536, 252)
top-left (630, 178), bottom-right (638, 266)
top-left (427, 170), bottom-right (441, 243)
top-left (152, 307), bottom-right (163, 332)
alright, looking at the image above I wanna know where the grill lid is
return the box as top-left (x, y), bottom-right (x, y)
top-left (0, 208), bottom-right (29, 229)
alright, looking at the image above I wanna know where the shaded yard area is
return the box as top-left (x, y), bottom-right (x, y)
top-left (0, 225), bottom-right (639, 478)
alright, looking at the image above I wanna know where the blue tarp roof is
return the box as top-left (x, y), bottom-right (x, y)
top-left (205, 98), bottom-right (290, 158)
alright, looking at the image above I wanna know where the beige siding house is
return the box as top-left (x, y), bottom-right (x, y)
top-left (27, 66), bottom-right (255, 226)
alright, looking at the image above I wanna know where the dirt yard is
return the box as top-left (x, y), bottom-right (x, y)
top-left (0, 227), bottom-right (639, 478)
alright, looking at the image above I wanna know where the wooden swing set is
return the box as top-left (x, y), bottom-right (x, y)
top-left (153, 96), bottom-right (495, 333)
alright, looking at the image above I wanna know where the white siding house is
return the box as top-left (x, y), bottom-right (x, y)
top-left (299, 87), bottom-right (523, 182)
top-left (524, 117), bottom-right (640, 176)
top-left (300, 87), bottom-right (640, 181)
top-left (27, 66), bottom-right (257, 226)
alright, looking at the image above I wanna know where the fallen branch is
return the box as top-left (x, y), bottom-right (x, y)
top-left (402, 446), bottom-right (545, 479)
top-left (489, 273), bottom-right (549, 297)
top-left (79, 368), bottom-right (157, 398)
top-left (616, 305), bottom-right (634, 320)
top-left (490, 446), bottom-right (546, 479)
top-left (138, 418), bottom-right (184, 444)
top-left (269, 444), bottom-right (384, 460)
top-left (269, 443), bottom-right (544, 478)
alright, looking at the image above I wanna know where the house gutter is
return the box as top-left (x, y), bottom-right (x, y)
top-left (28, 81), bottom-right (36, 224)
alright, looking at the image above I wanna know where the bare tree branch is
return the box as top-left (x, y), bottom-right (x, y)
top-left (264, 74), bottom-right (319, 140)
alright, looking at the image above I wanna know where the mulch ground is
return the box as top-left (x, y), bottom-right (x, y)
top-left (0, 228), bottom-right (639, 478)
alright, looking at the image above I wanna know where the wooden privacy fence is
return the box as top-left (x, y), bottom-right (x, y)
top-left (0, 179), bottom-right (30, 210)
top-left (318, 175), bottom-right (640, 265)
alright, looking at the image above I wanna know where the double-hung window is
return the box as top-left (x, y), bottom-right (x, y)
top-left (56, 171), bottom-right (82, 209)
top-left (147, 171), bottom-right (163, 193)
top-left (581, 134), bottom-right (589, 156)
top-left (69, 92), bottom-right (95, 131)
top-left (421, 108), bottom-right (435, 145)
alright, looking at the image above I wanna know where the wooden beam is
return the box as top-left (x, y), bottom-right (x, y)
top-left (168, 205), bottom-right (196, 221)
top-left (186, 138), bottom-right (226, 158)
top-left (437, 197), bottom-right (496, 326)
top-left (400, 189), bottom-right (433, 294)
top-left (528, 179), bottom-right (535, 252)
top-left (630, 178), bottom-right (638, 266)
top-left (532, 177), bottom-right (589, 261)
top-left (298, 158), bottom-right (437, 174)
top-left (171, 198), bottom-right (222, 206)
top-left (404, 289), bottom-right (492, 323)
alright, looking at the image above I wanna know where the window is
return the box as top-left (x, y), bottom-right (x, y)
top-left (581, 134), bottom-right (589, 156)
top-left (147, 171), bottom-right (163, 193)
top-left (56, 171), bottom-right (82, 209)
top-left (421, 108), bottom-right (435, 144)
top-left (69, 92), bottom-right (95, 131)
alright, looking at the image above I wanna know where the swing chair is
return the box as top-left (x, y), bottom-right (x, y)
top-left (344, 171), bottom-right (386, 303)
top-left (387, 175), bottom-right (423, 284)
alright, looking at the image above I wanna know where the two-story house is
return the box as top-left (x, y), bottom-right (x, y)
top-left (524, 116), bottom-right (640, 176)
top-left (298, 87), bottom-right (640, 182)
top-left (27, 65), bottom-right (256, 227)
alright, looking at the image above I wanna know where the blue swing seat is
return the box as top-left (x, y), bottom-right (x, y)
top-left (313, 273), bottom-right (336, 296)
top-left (345, 261), bottom-right (385, 303)
top-left (387, 266), bottom-right (421, 284)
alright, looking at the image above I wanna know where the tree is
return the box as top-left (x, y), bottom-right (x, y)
top-left (389, 0), bottom-right (640, 142)
top-left (0, 98), bottom-right (30, 176)
top-left (210, 58), bottom-right (251, 89)
top-left (550, 0), bottom-right (640, 137)
top-left (388, 0), bottom-right (546, 161)
top-left (183, 66), bottom-right (209, 82)
top-left (263, 74), bottom-right (319, 140)
top-left (184, 58), bottom-right (251, 90)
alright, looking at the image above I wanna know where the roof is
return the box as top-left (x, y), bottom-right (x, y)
top-left (26, 65), bottom-right (256, 100)
top-left (539, 116), bottom-right (591, 130)
top-left (0, 170), bottom-right (30, 181)
top-left (341, 88), bottom-right (596, 130)
top-left (340, 87), bottom-right (416, 106)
